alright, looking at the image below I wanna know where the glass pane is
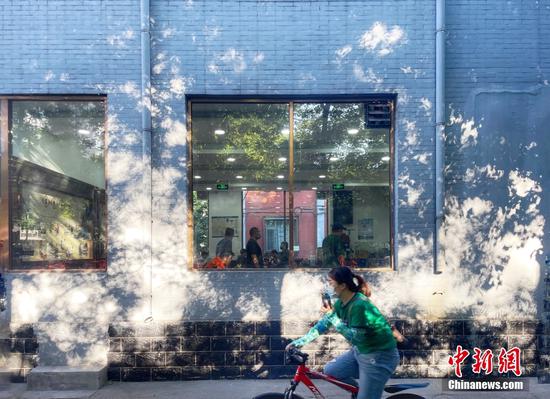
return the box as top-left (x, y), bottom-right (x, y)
top-left (9, 100), bottom-right (106, 270)
top-left (11, 101), bottom-right (105, 188)
top-left (192, 102), bottom-right (290, 269)
top-left (294, 102), bottom-right (391, 269)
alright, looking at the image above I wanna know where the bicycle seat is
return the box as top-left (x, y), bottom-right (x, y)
top-left (286, 348), bottom-right (309, 365)
top-left (383, 382), bottom-right (429, 393)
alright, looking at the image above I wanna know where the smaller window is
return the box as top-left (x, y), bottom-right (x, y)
top-left (5, 98), bottom-right (107, 270)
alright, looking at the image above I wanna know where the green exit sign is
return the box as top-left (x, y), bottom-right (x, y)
top-left (216, 183), bottom-right (229, 191)
top-left (332, 183), bottom-right (345, 190)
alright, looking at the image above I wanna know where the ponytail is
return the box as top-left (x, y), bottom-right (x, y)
top-left (329, 266), bottom-right (368, 293)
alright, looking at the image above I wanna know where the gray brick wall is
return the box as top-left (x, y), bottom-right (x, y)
top-left (107, 319), bottom-right (543, 381)
top-left (149, 0), bottom-right (437, 318)
top-left (0, 325), bottom-right (37, 382)
top-left (0, 0), bottom-right (549, 380)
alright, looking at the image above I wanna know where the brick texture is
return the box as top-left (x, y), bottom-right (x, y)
top-left (107, 319), bottom-right (543, 380)
top-left (0, 325), bottom-right (38, 383)
top-left (1, 0), bottom-right (549, 381)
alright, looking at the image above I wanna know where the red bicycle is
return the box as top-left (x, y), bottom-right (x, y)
top-left (253, 348), bottom-right (428, 399)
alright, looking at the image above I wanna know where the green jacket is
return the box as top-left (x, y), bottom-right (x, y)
top-left (291, 293), bottom-right (396, 354)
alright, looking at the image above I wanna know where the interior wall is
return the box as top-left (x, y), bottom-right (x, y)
top-left (208, 191), bottom-right (242, 257)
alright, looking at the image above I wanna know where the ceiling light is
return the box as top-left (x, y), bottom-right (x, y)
top-left (242, 187), bottom-right (247, 190)
top-left (277, 175), bottom-right (284, 179)
top-left (312, 187), bottom-right (318, 190)
top-left (227, 157), bottom-right (236, 162)
top-left (329, 156), bottom-right (339, 162)
top-left (194, 175), bottom-right (201, 179)
top-left (347, 128), bottom-right (359, 135)
top-left (319, 175), bottom-right (326, 179)
top-left (276, 187), bottom-right (283, 190)
top-left (214, 129), bottom-right (225, 135)
top-left (278, 157), bottom-right (287, 162)
top-left (78, 129), bottom-right (91, 135)
top-left (381, 156), bottom-right (390, 162)
top-left (236, 175), bottom-right (243, 179)
top-left (281, 128), bottom-right (290, 135)
top-left (206, 187), bottom-right (212, 191)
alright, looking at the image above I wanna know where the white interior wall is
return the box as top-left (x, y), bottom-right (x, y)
top-left (208, 191), bottom-right (242, 257)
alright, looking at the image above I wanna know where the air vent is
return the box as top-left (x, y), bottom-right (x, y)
top-left (365, 101), bottom-right (391, 128)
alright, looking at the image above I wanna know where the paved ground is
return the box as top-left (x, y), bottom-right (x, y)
top-left (1, 378), bottom-right (549, 399)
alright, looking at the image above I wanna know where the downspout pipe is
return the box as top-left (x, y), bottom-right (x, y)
top-left (434, 0), bottom-right (445, 274)
top-left (140, 0), bottom-right (154, 320)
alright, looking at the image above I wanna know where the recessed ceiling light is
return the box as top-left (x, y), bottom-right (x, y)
top-left (281, 128), bottom-right (290, 135)
top-left (227, 157), bottom-right (236, 162)
top-left (214, 129), bottom-right (225, 135)
top-left (347, 128), bottom-right (359, 135)
top-left (194, 175), bottom-right (201, 179)
top-left (329, 156), bottom-right (339, 162)
top-left (381, 156), bottom-right (390, 162)
top-left (319, 175), bottom-right (326, 179)
top-left (78, 129), bottom-right (91, 135)
top-left (278, 157), bottom-right (287, 162)
top-left (206, 187), bottom-right (212, 191)
top-left (276, 187), bottom-right (283, 190)
top-left (277, 175), bottom-right (284, 179)
top-left (236, 175), bottom-right (243, 179)
top-left (242, 187), bottom-right (247, 190)
top-left (312, 187), bottom-right (318, 190)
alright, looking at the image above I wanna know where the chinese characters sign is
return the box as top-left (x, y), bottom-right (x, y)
top-left (448, 346), bottom-right (522, 377)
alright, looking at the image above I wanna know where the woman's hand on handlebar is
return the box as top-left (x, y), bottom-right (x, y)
top-left (285, 343), bottom-right (296, 351)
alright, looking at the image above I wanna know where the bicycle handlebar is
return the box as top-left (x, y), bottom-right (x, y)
top-left (286, 347), bottom-right (309, 365)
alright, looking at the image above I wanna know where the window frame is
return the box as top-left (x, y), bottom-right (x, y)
top-left (0, 95), bottom-right (108, 272)
top-left (186, 95), bottom-right (396, 272)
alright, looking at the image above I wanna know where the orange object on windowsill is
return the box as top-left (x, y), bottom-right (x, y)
top-left (205, 256), bottom-right (226, 269)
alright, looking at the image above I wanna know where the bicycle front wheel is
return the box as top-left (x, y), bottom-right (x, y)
top-left (252, 393), bottom-right (305, 399)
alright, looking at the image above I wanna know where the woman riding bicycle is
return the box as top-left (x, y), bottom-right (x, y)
top-left (286, 266), bottom-right (399, 399)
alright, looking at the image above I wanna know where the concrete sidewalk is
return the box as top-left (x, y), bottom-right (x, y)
top-left (1, 378), bottom-right (549, 399)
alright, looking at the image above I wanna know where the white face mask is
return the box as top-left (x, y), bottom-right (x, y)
top-left (323, 286), bottom-right (337, 298)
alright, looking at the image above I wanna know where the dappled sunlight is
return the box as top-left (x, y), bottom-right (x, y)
top-left (280, 272), bottom-right (324, 322)
top-left (2, 2), bottom-right (547, 380)
top-left (403, 120), bottom-right (418, 146)
top-left (107, 29), bottom-right (135, 48)
top-left (400, 66), bottom-right (424, 79)
top-left (420, 97), bottom-right (432, 112)
top-left (10, 272), bottom-right (117, 366)
top-left (463, 164), bottom-right (504, 184)
top-left (509, 170), bottom-right (541, 197)
top-left (161, 118), bottom-right (187, 148)
top-left (209, 48), bottom-right (247, 74)
top-left (439, 172), bottom-right (543, 319)
top-left (335, 45), bottom-right (353, 65)
top-left (459, 118), bottom-right (479, 147)
top-left (106, 152), bottom-right (143, 185)
top-left (353, 63), bottom-right (383, 84)
top-left (412, 152), bottom-right (430, 165)
top-left (236, 293), bottom-right (270, 321)
top-left (359, 22), bottom-right (407, 57)
top-left (398, 175), bottom-right (424, 207)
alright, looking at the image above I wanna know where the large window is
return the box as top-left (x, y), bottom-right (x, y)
top-left (190, 97), bottom-right (393, 270)
top-left (0, 97), bottom-right (107, 271)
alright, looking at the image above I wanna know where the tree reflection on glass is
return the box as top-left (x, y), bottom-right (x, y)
top-left (191, 100), bottom-right (392, 269)
top-left (8, 100), bottom-right (107, 270)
